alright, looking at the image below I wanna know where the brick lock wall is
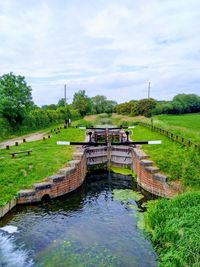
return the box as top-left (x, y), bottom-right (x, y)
top-left (17, 151), bottom-right (87, 204)
top-left (132, 147), bottom-right (180, 198)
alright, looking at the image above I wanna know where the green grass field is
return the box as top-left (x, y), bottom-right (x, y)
top-left (0, 128), bottom-right (85, 206)
top-left (132, 125), bottom-right (200, 190)
top-left (151, 113), bottom-right (200, 143)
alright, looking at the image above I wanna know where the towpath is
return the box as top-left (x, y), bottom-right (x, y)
top-left (0, 132), bottom-right (48, 149)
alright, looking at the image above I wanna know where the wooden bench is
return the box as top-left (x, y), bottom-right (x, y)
top-left (10, 150), bottom-right (32, 158)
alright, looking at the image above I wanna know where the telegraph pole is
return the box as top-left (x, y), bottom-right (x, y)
top-left (148, 81), bottom-right (151, 99)
top-left (64, 84), bottom-right (67, 107)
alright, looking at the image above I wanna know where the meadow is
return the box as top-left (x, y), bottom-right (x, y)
top-left (151, 113), bottom-right (200, 143)
top-left (0, 128), bottom-right (85, 206)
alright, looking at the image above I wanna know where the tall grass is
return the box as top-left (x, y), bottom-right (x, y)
top-left (145, 192), bottom-right (200, 267)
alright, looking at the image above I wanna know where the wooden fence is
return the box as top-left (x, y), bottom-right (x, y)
top-left (140, 122), bottom-right (200, 151)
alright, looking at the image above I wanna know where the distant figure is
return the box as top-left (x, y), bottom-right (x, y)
top-left (64, 119), bottom-right (71, 128)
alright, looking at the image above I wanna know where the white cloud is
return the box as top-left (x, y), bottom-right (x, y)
top-left (0, 0), bottom-right (200, 105)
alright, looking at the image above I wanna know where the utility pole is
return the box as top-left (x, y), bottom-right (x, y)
top-left (148, 81), bottom-right (151, 99)
top-left (64, 84), bottom-right (67, 107)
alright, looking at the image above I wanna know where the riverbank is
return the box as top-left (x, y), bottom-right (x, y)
top-left (0, 128), bottom-right (85, 207)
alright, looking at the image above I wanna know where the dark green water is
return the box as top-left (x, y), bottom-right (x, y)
top-left (0, 172), bottom-right (157, 267)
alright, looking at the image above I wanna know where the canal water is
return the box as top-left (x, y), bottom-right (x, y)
top-left (0, 172), bottom-right (157, 267)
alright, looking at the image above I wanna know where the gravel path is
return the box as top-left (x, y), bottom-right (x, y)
top-left (0, 132), bottom-right (48, 149)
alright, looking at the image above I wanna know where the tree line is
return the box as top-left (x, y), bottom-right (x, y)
top-left (0, 73), bottom-right (117, 136)
top-left (116, 94), bottom-right (200, 117)
top-left (1, 72), bottom-right (199, 138)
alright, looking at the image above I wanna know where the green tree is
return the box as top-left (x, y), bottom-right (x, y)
top-left (72, 90), bottom-right (92, 116)
top-left (104, 100), bottom-right (117, 114)
top-left (173, 94), bottom-right (200, 113)
top-left (135, 98), bottom-right (157, 117)
top-left (57, 98), bottom-right (66, 107)
top-left (91, 95), bottom-right (107, 114)
top-left (0, 73), bottom-right (33, 128)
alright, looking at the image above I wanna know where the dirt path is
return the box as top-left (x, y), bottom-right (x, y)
top-left (0, 132), bottom-right (48, 149)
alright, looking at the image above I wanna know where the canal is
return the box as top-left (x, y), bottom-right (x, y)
top-left (0, 172), bottom-right (157, 267)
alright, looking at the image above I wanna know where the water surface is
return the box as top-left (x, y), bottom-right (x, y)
top-left (0, 172), bottom-right (157, 267)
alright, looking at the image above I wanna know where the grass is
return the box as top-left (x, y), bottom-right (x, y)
top-left (132, 125), bottom-right (200, 190)
top-left (0, 128), bottom-right (85, 206)
top-left (133, 124), bottom-right (200, 266)
top-left (144, 192), bottom-right (200, 267)
top-left (151, 113), bottom-right (200, 143)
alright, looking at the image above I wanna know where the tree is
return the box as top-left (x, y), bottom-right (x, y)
top-left (0, 73), bottom-right (33, 128)
top-left (135, 98), bottom-right (157, 117)
top-left (104, 100), bottom-right (117, 114)
top-left (72, 90), bottom-right (92, 116)
top-left (57, 98), bottom-right (66, 108)
top-left (173, 94), bottom-right (200, 113)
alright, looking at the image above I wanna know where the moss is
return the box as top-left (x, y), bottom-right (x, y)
top-left (110, 166), bottom-right (135, 177)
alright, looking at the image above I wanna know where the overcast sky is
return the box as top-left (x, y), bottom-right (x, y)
top-left (0, 0), bottom-right (200, 105)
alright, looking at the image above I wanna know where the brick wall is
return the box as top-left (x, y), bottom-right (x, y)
top-left (0, 145), bottom-right (181, 219)
top-left (132, 147), bottom-right (180, 198)
top-left (17, 150), bottom-right (87, 204)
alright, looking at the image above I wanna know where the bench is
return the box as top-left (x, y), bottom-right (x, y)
top-left (10, 150), bottom-right (32, 158)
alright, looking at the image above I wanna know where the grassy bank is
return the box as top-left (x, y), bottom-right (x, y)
top-left (145, 192), bottom-right (200, 267)
top-left (132, 124), bottom-right (200, 266)
top-left (0, 128), bottom-right (85, 206)
top-left (132, 125), bottom-right (200, 190)
top-left (151, 113), bottom-right (200, 143)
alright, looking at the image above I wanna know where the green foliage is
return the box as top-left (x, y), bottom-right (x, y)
top-left (132, 126), bottom-right (200, 189)
top-left (153, 94), bottom-right (200, 115)
top-left (57, 98), bottom-right (66, 107)
top-left (0, 128), bottom-right (85, 206)
top-left (0, 117), bottom-right (12, 140)
top-left (91, 95), bottom-right (117, 114)
top-left (116, 101), bottom-right (137, 115)
top-left (133, 98), bottom-right (157, 117)
top-left (0, 73), bottom-right (33, 128)
top-left (72, 90), bottom-right (92, 116)
top-left (173, 94), bottom-right (200, 113)
top-left (116, 99), bottom-right (156, 117)
top-left (145, 192), bottom-right (200, 267)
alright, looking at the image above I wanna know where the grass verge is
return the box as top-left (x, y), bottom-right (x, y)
top-left (132, 125), bottom-right (200, 190)
top-left (0, 128), bottom-right (85, 206)
top-left (145, 192), bottom-right (200, 267)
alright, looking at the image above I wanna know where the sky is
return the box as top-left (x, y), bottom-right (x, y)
top-left (0, 0), bottom-right (200, 106)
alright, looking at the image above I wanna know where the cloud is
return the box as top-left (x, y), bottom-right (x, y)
top-left (0, 0), bottom-right (200, 105)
